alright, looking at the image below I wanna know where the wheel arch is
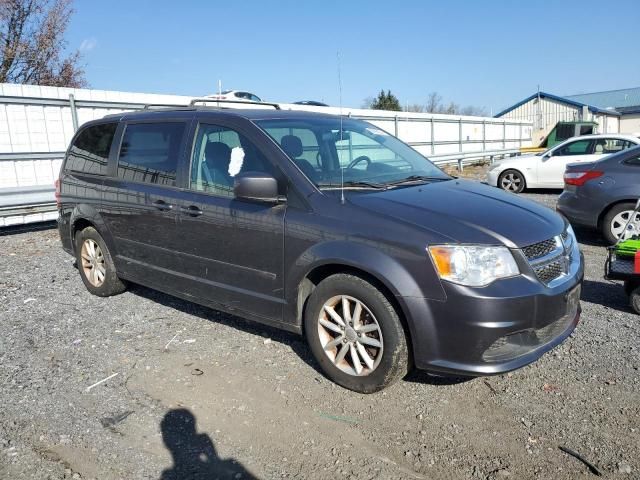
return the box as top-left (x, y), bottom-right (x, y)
top-left (286, 241), bottom-right (443, 360)
top-left (69, 205), bottom-right (116, 255)
top-left (597, 199), bottom-right (638, 231)
top-left (295, 262), bottom-right (415, 366)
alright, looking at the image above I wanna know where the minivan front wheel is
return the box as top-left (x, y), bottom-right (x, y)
top-left (75, 227), bottom-right (126, 297)
top-left (304, 274), bottom-right (409, 393)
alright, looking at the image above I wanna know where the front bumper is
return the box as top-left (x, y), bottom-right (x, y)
top-left (404, 252), bottom-right (584, 376)
top-left (486, 168), bottom-right (500, 187)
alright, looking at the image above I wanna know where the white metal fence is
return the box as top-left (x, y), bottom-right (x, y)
top-left (0, 83), bottom-right (532, 226)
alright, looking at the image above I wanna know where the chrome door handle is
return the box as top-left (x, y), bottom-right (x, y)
top-left (152, 200), bottom-right (173, 211)
top-left (180, 205), bottom-right (203, 217)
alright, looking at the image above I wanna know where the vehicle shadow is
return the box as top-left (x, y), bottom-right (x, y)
top-left (127, 284), bottom-right (320, 373)
top-left (404, 370), bottom-right (474, 386)
top-left (128, 284), bottom-right (473, 389)
top-left (573, 226), bottom-right (608, 247)
top-left (581, 278), bottom-right (630, 313)
top-left (160, 408), bottom-right (258, 480)
top-left (0, 220), bottom-right (56, 236)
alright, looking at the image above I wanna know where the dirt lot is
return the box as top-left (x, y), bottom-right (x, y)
top-left (0, 190), bottom-right (639, 480)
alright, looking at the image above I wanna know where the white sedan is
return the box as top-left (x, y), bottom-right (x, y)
top-left (487, 134), bottom-right (640, 193)
top-left (205, 90), bottom-right (262, 102)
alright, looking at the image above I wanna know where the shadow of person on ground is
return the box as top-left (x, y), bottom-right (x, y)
top-left (160, 408), bottom-right (257, 480)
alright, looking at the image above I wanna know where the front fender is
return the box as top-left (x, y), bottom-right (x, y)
top-left (288, 240), bottom-right (445, 299)
top-left (284, 240), bottom-right (446, 360)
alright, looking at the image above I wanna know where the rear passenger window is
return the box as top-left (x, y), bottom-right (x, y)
top-left (117, 123), bottom-right (185, 186)
top-left (66, 123), bottom-right (117, 175)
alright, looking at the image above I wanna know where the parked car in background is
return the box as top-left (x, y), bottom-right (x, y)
top-left (487, 134), bottom-right (640, 193)
top-left (206, 90), bottom-right (262, 102)
top-left (57, 105), bottom-right (583, 393)
top-left (558, 145), bottom-right (640, 244)
top-left (293, 100), bottom-right (329, 106)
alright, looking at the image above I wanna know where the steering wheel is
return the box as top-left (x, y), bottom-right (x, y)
top-left (347, 155), bottom-right (371, 169)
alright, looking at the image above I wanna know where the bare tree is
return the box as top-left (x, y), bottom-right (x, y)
top-left (361, 96), bottom-right (375, 109)
top-left (0, 0), bottom-right (86, 87)
top-left (425, 92), bottom-right (443, 113)
top-left (459, 105), bottom-right (489, 117)
top-left (404, 103), bottom-right (425, 113)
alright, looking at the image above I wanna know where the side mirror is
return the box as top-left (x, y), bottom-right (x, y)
top-left (233, 172), bottom-right (284, 204)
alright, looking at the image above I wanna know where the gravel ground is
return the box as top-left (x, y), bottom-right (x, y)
top-left (1, 190), bottom-right (639, 480)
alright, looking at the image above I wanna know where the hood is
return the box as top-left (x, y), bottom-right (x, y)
top-left (348, 179), bottom-right (564, 248)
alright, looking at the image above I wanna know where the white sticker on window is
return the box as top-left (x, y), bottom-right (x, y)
top-left (228, 147), bottom-right (245, 177)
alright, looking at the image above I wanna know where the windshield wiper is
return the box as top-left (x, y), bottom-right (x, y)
top-left (383, 175), bottom-right (450, 186)
top-left (318, 180), bottom-right (388, 190)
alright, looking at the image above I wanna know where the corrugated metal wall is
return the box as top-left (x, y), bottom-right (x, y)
top-left (498, 95), bottom-right (619, 134)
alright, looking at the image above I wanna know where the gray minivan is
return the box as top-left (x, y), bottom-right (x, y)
top-left (57, 103), bottom-right (584, 393)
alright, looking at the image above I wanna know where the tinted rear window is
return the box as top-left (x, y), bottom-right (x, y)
top-left (117, 122), bottom-right (186, 185)
top-left (65, 123), bottom-right (117, 175)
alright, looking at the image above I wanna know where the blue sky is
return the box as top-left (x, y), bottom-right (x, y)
top-left (67, 0), bottom-right (640, 113)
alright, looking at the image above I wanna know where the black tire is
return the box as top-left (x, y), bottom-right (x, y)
top-left (498, 169), bottom-right (526, 194)
top-left (304, 273), bottom-right (410, 393)
top-left (602, 202), bottom-right (638, 245)
top-left (630, 286), bottom-right (640, 315)
top-left (624, 280), bottom-right (640, 297)
top-left (75, 226), bottom-right (126, 297)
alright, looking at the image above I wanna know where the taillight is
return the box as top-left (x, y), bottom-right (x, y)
top-left (54, 178), bottom-right (61, 207)
top-left (564, 170), bottom-right (603, 186)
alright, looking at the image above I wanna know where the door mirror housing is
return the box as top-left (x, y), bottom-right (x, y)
top-left (234, 172), bottom-right (284, 204)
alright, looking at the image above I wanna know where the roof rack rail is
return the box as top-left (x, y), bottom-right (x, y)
top-left (142, 104), bottom-right (191, 110)
top-left (188, 98), bottom-right (281, 110)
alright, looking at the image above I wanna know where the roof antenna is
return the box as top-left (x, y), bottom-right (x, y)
top-left (337, 51), bottom-right (345, 205)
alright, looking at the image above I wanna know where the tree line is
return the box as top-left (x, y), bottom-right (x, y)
top-left (365, 89), bottom-right (488, 117)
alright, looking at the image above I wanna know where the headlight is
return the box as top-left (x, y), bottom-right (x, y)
top-left (564, 224), bottom-right (575, 250)
top-left (428, 245), bottom-right (519, 287)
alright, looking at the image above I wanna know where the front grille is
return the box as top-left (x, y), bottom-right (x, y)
top-left (521, 231), bottom-right (573, 286)
top-left (534, 259), bottom-right (564, 284)
top-left (522, 238), bottom-right (558, 260)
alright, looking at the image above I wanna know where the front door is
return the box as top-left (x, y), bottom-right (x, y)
top-left (172, 121), bottom-right (286, 321)
top-left (537, 138), bottom-right (594, 187)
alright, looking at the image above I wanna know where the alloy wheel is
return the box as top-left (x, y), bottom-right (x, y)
top-left (500, 172), bottom-right (522, 192)
top-left (317, 295), bottom-right (383, 376)
top-left (81, 239), bottom-right (106, 287)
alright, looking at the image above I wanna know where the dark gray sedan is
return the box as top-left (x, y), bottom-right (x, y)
top-left (558, 145), bottom-right (640, 243)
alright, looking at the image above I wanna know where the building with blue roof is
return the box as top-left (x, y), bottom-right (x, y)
top-left (496, 87), bottom-right (640, 143)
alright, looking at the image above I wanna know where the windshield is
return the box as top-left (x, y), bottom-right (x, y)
top-left (255, 117), bottom-right (450, 189)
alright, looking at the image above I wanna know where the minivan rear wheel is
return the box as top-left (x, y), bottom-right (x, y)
top-left (304, 274), bottom-right (409, 393)
top-left (602, 202), bottom-right (640, 244)
top-left (75, 227), bottom-right (126, 297)
top-left (498, 169), bottom-right (525, 193)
